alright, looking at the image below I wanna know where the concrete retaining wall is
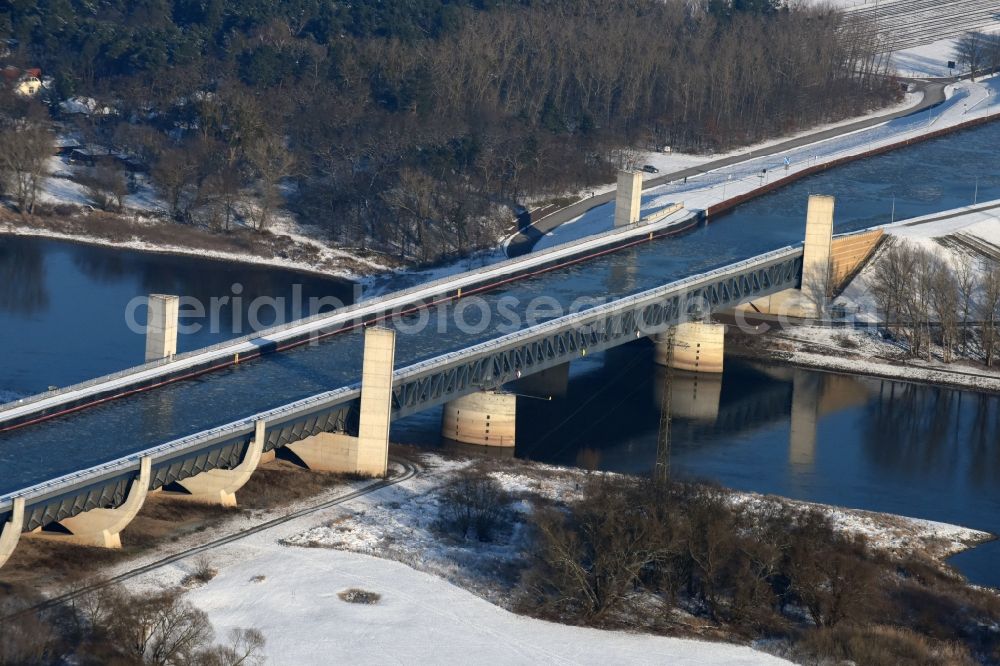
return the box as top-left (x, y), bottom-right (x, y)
top-left (830, 229), bottom-right (884, 293)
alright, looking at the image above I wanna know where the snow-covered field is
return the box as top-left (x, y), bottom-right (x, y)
top-left (184, 548), bottom-right (787, 666)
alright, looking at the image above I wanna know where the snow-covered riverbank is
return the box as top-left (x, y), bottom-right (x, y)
top-left (6, 76), bottom-right (996, 286)
top-left (110, 452), bottom-right (990, 665)
top-left (729, 325), bottom-right (1000, 394)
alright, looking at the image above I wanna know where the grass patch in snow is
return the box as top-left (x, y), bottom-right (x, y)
top-left (338, 588), bottom-right (381, 605)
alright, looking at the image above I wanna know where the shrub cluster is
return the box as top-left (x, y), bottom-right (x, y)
top-left (517, 475), bottom-right (1000, 663)
top-left (0, 582), bottom-right (265, 665)
top-left (437, 469), bottom-right (514, 543)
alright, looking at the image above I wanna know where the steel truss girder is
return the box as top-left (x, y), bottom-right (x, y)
top-left (391, 251), bottom-right (801, 418)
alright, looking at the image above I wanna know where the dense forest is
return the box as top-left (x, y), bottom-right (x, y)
top-left (0, 0), bottom-right (896, 263)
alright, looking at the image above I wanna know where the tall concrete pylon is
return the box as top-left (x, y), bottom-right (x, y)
top-left (800, 195), bottom-right (835, 317)
top-left (162, 420), bottom-right (266, 506)
top-left (0, 497), bottom-right (25, 570)
top-left (614, 170), bottom-right (643, 227)
top-left (734, 194), bottom-right (836, 318)
top-left (145, 294), bottom-right (180, 362)
top-left (356, 326), bottom-right (396, 475)
top-left (285, 327), bottom-right (396, 477)
top-left (33, 457), bottom-right (151, 549)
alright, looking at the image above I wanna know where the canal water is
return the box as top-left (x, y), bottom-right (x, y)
top-left (1, 119), bottom-right (998, 584)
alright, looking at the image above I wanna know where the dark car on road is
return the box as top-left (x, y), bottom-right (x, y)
top-left (641, 164), bottom-right (659, 173)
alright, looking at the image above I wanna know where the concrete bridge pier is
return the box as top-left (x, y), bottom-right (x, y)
top-left (31, 457), bottom-right (151, 549)
top-left (159, 420), bottom-right (265, 507)
top-left (614, 170), bottom-right (642, 227)
top-left (653, 322), bottom-right (726, 374)
top-left (441, 390), bottom-right (517, 447)
top-left (285, 327), bottom-right (396, 477)
top-left (0, 497), bottom-right (25, 569)
top-left (145, 294), bottom-right (179, 362)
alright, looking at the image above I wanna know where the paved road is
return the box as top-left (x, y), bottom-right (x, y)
top-left (506, 79), bottom-right (951, 257)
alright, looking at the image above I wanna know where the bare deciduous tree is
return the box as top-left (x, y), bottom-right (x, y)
top-left (437, 467), bottom-right (513, 542)
top-left (980, 263), bottom-right (1000, 367)
top-left (107, 590), bottom-right (215, 665)
top-left (246, 133), bottom-right (295, 231)
top-left (955, 254), bottom-right (977, 355)
top-left (0, 121), bottom-right (52, 214)
top-left (955, 32), bottom-right (987, 80)
top-left (153, 146), bottom-right (199, 222)
top-left (71, 584), bottom-right (266, 665)
top-left (80, 162), bottom-right (128, 212)
top-left (199, 627), bottom-right (267, 666)
top-left (870, 241), bottom-right (914, 337)
top-left (929, 257), bottom-right (960, 363)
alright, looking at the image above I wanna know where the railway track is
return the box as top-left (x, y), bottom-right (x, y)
top-left (843, 0), bottom-right (1000, 53)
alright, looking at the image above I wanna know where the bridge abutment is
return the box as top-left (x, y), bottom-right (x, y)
top-left (159, 420), bottom-right (265, 506)
top-left (0, 497), bottom-right (25, 569)
top-left (654, 322), bottom-right (725, 374)
top-left (31, 457), bottom-right (151, 549)
top-left (614, 170), bottom-right (642, 227)
top-left (145, 294), bottom-right (179, 362)
top-left (285, 327), bottom-right (395, 477)
top-left (442, 390), bottom-right (517, 447)
top-left (738, 195), bottom-right (835, 319)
